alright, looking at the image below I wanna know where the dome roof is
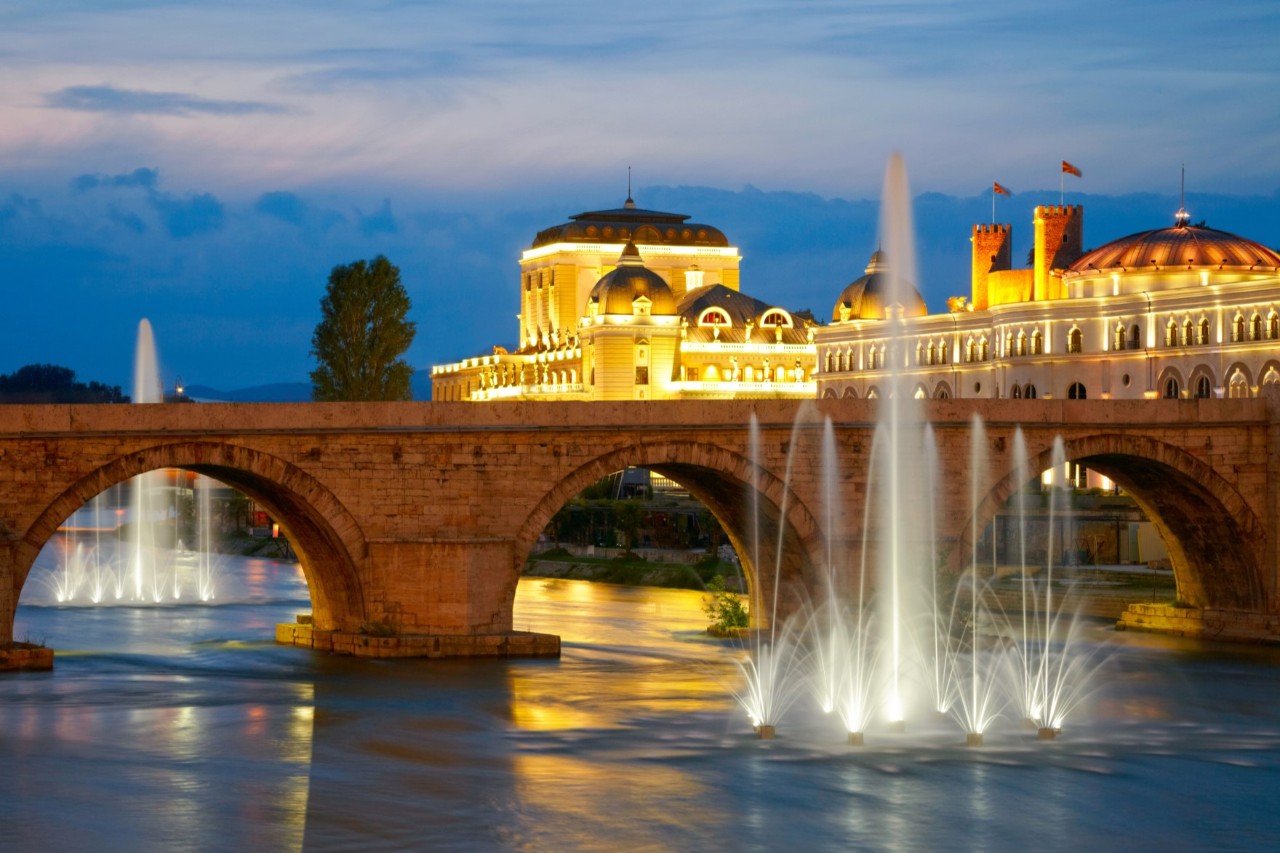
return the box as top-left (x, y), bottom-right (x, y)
top-left (588, 242), bottom-right (677, 315)
top-left (832, 250), bottom-right (928, 322)
top-left (1067, 222), bottom-right (1280, 275)
top-left (532, 196), bottom-right (729, 249)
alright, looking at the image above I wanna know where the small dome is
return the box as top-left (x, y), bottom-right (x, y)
top-left (832, 250), bottom-right (927, 322)
top-left (531, 198), bottom-right (729, 249)
top-left (588, 242), bottom-right (677, 315)
top-left (1067, 223), bottom-right (1280, 275)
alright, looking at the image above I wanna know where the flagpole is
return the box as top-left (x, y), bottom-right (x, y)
top-left (1060, 168), bottom-right (1064, 206)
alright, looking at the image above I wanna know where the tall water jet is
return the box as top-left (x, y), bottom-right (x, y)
top-left (131, 319), bottom-right (164, 600)
top-left (875, 152), bottom-right (928, 727)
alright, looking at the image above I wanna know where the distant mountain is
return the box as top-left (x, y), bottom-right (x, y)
top-left (185, 382), bottom-right (312, 403)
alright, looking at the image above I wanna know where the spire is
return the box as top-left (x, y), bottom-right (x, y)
top-left (624, 166), bottom-right (635, 209)
top-left (1174, 164), bottom-right (1190, 227)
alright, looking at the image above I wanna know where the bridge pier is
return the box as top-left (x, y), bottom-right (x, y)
top-left (279, 537), bottom-right (561, 659)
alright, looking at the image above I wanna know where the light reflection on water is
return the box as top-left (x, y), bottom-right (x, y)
top-left (3, 568), bottom-right (1280, 850)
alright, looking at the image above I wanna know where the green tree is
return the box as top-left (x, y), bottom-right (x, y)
top-left (310, 256), bottom-right (417, 401)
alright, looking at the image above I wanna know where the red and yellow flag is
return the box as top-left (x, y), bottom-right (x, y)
top-left (993, 181), bottom-right (1011, 196)
top-left (1062, 160), bottom-right (1082, 177)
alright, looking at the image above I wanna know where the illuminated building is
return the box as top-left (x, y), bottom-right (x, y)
top-left (816, 204), bottom-right (1280, 403)
top-left (431, 196), bottom-right (817, 401)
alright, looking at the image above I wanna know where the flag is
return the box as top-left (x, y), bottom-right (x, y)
top-left (993, 181), bottom-right (1011, 196)
top-left (1062, 160), bottom-right (1082, 177)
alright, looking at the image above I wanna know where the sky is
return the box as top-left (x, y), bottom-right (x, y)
top-left (2, 0), bottom-right (1278, 395)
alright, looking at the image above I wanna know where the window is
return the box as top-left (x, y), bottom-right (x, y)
top-left (1011, 384), bottom-right (1022, 399)
top-left (635, 366), bottom-right (649, 385)
top-left (825, 352), bottom-right (833, 373)
top-left (1130, 324), bottom-right (1141, 349)
top-left (760, 309), bottom-right (791, 327)
top-left (1198, 318), bottom-right (1211, 346)
top-left (979, 338), bottom-right (989, 362)
top-left (1067, 327), bottom-right (1083, 354)
top-left (938, 341), bottom-right (948, 364)
top-left (1229, 371), bottom-right (1250, 398)
top-left (699, 309), bottom-right (729, 327)
top-left (1067, 382), bottom-right (1087, 399)
top-left (1233, 315), bottom-right (1246, 342)
top-left (1182, 319), bottom-right (1193, 346)
top-left (1114, 325), bottom-right (1127, 351)
top-left (1025, 384), bottom-right (1037, 399)
top-left (686, 368), bottom-right (699, 382)
top-left (1251, 314), bottom-right (1264, 341)
top-left (1031, 330), bottom-right (1044, 355)
top-left (915, 342), bottom-right (924, 365)
top-left (1016, 331), bottom-right (1027, 357)
top-left (1195, 376), bottom-right (1212, 399)
top-left (965, 338), bottom-right (976, 363)
top-left (1271, 314), bottom-right (1280, 340)
top-left (1163, 377), bottom-right (1180, 399)
top-left (936, 386), bottom-right (951, 400)
top-left (928, 342), bottom-right (937, 365)
top-left (1165, 320), bottom-right (1178, 347)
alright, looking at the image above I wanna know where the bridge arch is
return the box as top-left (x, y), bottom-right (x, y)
top-left (950, 432), bottom-right (1265, 610)
top-left (16, 441), bottom-right (367, 632)
top-left (513, 440), bottom-right (826, 627)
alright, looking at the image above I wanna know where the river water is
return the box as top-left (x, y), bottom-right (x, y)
top-left (5, 550), bottom-right (1280, 851)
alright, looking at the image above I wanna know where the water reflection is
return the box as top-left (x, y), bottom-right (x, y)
top-left (3, 571), bottom-right (1280, 850)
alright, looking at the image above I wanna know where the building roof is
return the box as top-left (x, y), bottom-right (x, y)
top-left (587, 242), bottom-right (678, 315)
top-left (832, 250), bottom-right (928, 321)
top-left (531, 196), bottom-right (729, 249)
top-left (677, 283), bottom-right (774, 325)
top-left (1067, 223), bottom-right (1280, 274)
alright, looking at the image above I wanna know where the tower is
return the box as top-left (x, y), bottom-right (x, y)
top-left (970, 223), bottom-right (1012, 311)
top-left (1033, 205), bottom-right (1083, 301)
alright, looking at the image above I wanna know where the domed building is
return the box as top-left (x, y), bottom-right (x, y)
top-left (431, 196), bottom-right (817, 401)
top-left (816, 203), bottom-right (1280, 402)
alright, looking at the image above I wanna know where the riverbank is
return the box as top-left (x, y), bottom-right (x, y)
top-left (522, 548), bottom-right (741, 590)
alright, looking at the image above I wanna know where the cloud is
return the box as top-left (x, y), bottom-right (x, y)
top-left (149, 192), bottom-right (224, 238)
top-left (358, 199), bottom-right (397, 236)
top-left (46, 85), bottom-right (285, 117)
top-left (71, 167), bottom-right (159, 193)
top-left (255, 191), bottom-right (306, 224)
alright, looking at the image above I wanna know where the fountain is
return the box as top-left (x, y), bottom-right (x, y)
top-left (726, 154), bottom-right (1110, 746)
top-left (29, 319), bottom-right (223, 605)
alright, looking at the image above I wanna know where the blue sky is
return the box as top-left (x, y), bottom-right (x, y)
top-left (2, 1), bottom-right (1278, 393)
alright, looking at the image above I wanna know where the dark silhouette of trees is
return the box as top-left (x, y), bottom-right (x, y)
top-left (310, 255), bottom-right (416, 401)
top-left (0, 364), bottom-right (128, 403)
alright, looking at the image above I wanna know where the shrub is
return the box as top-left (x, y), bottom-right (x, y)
top-left (703, 575), bottom-right (749, 631)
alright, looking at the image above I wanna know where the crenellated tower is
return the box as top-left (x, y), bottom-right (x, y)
top-left (970, 223), bottom-right (1013, 310)
top-left (1033, 205), bottom-right (1083, 301)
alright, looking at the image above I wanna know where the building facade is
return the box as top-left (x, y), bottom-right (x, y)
top-left (431, 196), bottom-right (817, 401)
top-left (816, 205), bottom-right (1280, 403)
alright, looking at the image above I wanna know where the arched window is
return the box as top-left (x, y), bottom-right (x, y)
top-left (1163, 377), bottom-right (1180, 399)
top-left (1229, 371), bottom-right (1250, 398)
top-left (1025, 384), bottom-right (1037, 399)
top-left (1016, 331), bottom-right (1027, 357)
top-left (938, 340), bottom-right (948, 364)
top-left (1130, 323), bottom-right (1141, 349)
top-left (699, 309), bottom-right (730, 327)
top-left (1165, 320), bottom-right (1178, 347)
top-left (1114, 324), bottom-right (1127, 351)
top-left (1266, 367), bottom-right (1280, 387)
top-left (965, 338), bottom-right (976, 363)
top-left (868, 345), bottom-right (878, 370)
top-left (837, 351), bottom-right (846, 372)
top-left (1197, 318), bottom-right (1210, 345)
top-left (935, 386), bottom-right (951, 400)
top-left (1195, 376), bottom-right (1212, 399)
top-left (1270, 314), bottom-right (1280, 340)
top-left (1067, 382), bottom-right (1087, 399)
top-left (1250, 314), bottom-right (1263, 342)
top-left (1067, 327), bottom-right (1083, 354)
top-left (1182, 319), bottom-right (1194, 346)
top-left (1011, 384), bottom-right (1022, 399)
top-left (979, 338), bottom-right (989, 362)
top-left (825, 351), bottom-right (834, 373)
top-left (915, 342), bottom-right (924, 365)
top-left (913, 385), bottom-right (927, 400)
top-left (759, 309), bottom-right (791, 327)
top-left (1233, 315), bottom-right (1246, 342)
top-left (1031, 329), bottom-right (1043, 355)
top-left (927, 342), bottom-right (937, 365)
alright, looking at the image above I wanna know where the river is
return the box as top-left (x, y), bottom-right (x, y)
top-left (4, 551), bottom-right (1279, 851)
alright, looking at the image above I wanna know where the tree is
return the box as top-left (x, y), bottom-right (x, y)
top-left (0, 364), bottom-right (128, 403)
top-left (310, 256), bottom-right (416, 401)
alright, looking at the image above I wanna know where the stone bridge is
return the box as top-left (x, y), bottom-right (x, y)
top-left (1, 397), bottom-right (1277, 657)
